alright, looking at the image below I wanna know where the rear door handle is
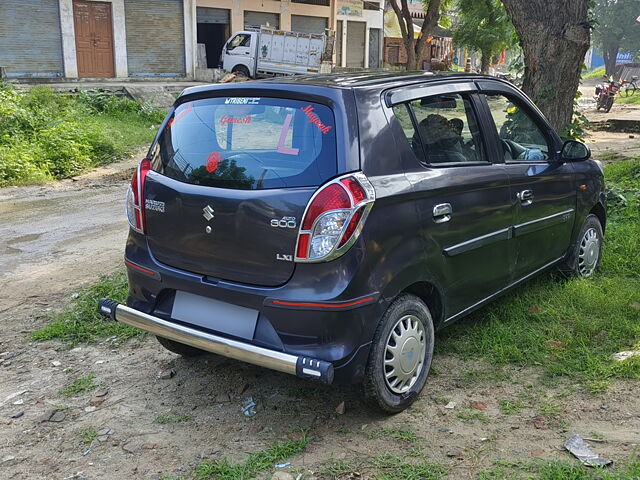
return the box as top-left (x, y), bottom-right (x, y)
top-left (433, 203), bottom-right (452, 223)
top-left (517, 189), bottom-right (534, 206)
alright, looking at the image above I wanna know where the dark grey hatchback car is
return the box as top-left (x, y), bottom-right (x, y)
top-left (99, 73), bottom-right (606, 412)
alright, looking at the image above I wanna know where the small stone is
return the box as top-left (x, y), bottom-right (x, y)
top-left (629, 135), bottom-right (635, 139)
top-left (214, 393), bottom-right (231, 403)
top-left (89, 395), bottom-right (105, 407)
top-left (444, 401), bottom-right (456, 409)
top-left (47, 410), bottom-right (66, 423)
top-left (470, 401), bottom-right (487, 411)
top-left (93, 388), bottom-right (109, 398)
top-left (236, 383), bottom-right (250, 395)
top-left (335, 401), bottom-right (346, 415)
top-left (157, 369), bottom-right (175, 380)
top-left (10, 411), bottom-right (24, 419)
top-left (447, 449), bottom-right (463, 458)
top-left (97, 428), bottom-right (112, 436)
top-left (84, 406), bottom-right (97, 413)
top-left (1, 455), bottom-right (17, 466)
top-left (51, 360), bottom-right (62, 367)
top-left (532, 416), bottom-right (547, 430)
top-left (531, 449), bottom-right (545, 457)
top-left (271, 472), bottom-right (294, 480)
top-left (12, 399), bottom-right (24, 405)
top-left (142, 443), bottom-right (158, 450)
top-left (630, 302), bottom-right (640, 309)
top-left (122, 442), bottom-right (136, 453)
top-left (601, 404), bottom-right (610, 410)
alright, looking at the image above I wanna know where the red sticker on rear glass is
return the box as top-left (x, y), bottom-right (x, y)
top-left (301, 105), bottom-right (332, 134)
top-left (206, 152), bottom-right (221, 173)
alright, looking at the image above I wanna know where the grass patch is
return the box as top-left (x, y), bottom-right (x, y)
top-left (582, 66), bottom-right (606, 80)
top-left (480, 459), bottom-right (640, 479)
top-left (456, 409), bottom-right (490, 423)
top-left (618, 94), bottom-right (640, 105)
top-left (30, 272), bottom-right (142, 345)
top-left (437, 159), bottom-right (640, 387)
top-left (373, 453), bottom-right (446, 480)
top-left (81, 427), bottom-right (97, 444)
top-left (0, 85), bottom-right (164, 186)
top-left (154, 414), bottom-right (193, 424)
top-left (59, 375), bottom-right (103, 397)
top-left (499, 399), bottom-right (527, 415)
top-left (367, 426), bottom-right (421, 444)
top-left (194, 437), bottom-right (310, 480)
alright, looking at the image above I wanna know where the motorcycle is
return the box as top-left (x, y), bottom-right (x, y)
top-left (594, 75), bottom-right (621, 113)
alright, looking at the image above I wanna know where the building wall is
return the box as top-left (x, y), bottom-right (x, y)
top-left (0, 0), bottom-right (64, 78)
top-left (336, 1), bottom-right (383, 68)
top-left (125, 0), bottom-right (186, 76)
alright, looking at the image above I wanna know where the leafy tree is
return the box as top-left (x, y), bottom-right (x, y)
top-left (592, 0), bottom-right (640, 76)
top-left (387, 0), bottom-right (451, 70)
top-left (501, 0), bottom-right (591, 132)
top-left (453, 0), bottom-right (515, 73)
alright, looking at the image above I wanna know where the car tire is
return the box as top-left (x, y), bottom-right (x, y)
top-left (232, 65), bottom-right (251, 78)
top-left (156, 336), bottom-right (207, 357)
top-left (363, 294), bottom-right (434, 414)
top-left (564, 214), bottom-right (604, 278)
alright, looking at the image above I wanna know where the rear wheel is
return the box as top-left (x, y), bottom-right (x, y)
top-left (156, 336), bottom-right (207, 357)
top-left (363, 294), bottom-right (434, 413)
top-left (232, 65), bottom-right (251, 78)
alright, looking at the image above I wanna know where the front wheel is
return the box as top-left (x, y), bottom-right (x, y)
top-left (565, 214), bottom-right (604, 277)
top-left (231, 65), bottom-right (251, 79)
top-left (604, 96), bottom-right (614, 113)
top-left (363, 294), bottom-right (434, 413)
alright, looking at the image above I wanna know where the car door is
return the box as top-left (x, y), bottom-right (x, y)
top-left (477, 81), bottom-right (577, 280)
top-left (386, 82), bottom-right (513, 320)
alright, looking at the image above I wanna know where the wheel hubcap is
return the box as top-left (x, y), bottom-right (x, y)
top-left (578, 227), bottom-right (600, 277)
top-left (384, 315), bottom-right (425, 394)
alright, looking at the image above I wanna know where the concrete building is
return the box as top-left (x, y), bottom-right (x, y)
top-left (0, 0), bottom-right (196, 79)
top-left (0, 0), bottom-right (383, 80)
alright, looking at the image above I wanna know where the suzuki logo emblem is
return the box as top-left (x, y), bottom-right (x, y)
top-left (202, 205), bottom-right (215, 221)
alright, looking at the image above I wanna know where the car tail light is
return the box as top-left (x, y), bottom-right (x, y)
top-left (126, 158), bottom-right (152, 234)
top-left (295, 172), bottom-right (375, 262)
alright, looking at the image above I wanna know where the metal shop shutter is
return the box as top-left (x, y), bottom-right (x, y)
top-left (346, 21), bottom-right (365, 68)
top-left (244, 11), bottom-right (279, 29)
top-left (125, 0), bottom-right (185, 77)
top-left (0, 0), bottom-right (64, 77)
top-left (291, 15), bottom-right (328, 34)
top-left (197, 7), bottom-right (229, 24)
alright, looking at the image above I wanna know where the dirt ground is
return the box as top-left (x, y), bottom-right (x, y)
top-left (1, 134), bottom-right (639, 480)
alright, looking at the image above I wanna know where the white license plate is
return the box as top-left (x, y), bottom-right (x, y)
top-left (171, 291), bottom-right (258, 340)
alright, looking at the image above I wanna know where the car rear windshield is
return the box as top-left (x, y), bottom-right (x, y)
top-left (150, 96), bottom-right (337, 190)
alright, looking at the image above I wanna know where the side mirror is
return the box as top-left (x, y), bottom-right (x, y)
top-left (560, 140), bottom-right (591, 162)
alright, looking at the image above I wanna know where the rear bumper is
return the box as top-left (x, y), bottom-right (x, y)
top-left (98, 299), bottom-right (334, 384)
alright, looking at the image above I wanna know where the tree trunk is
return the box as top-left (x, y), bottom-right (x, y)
top-left (480, 49), bottom-right (492, 74)
top-left (602, 37), bottom-right (619, 77)
top-left (501, 0), bottom-right (591, 133)
top-left (388, 0), bottom-right (442, 71)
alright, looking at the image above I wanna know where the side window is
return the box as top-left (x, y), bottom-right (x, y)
top-left (392, 93), bottom-right (486, 165)
top-left (483, 94), bottom-right (550, 162)
top-left (228, 34), bottom-right (251, 50)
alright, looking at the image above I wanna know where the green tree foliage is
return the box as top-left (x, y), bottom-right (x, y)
top-left (592, 0), bottom-right (640, 76)
top-left (453, 0), bottom-right (515, 73)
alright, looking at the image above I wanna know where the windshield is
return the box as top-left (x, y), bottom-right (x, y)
top-left (151, 97), bottom-right (337, 190)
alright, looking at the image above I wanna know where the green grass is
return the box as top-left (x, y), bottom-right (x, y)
top-left (456, 409), bottom-right (490, 423)
top-left (30, 272), bottom-right (142, 345)
top-left (194, 437), bottom-right (310, 480)
top-left (480, 459), bottom-right (640, 479)
top-left (618, 94), bottom-right (640, 105)
top-left (367, 426), bottom-right (422, 444)
top-left (154, 414), bottom-right (193, 424)
top-left (437, 159), bottom-right (640, 387)
top-left (59, 375), bottom-right (103, 397)
top-left (0, 85), bottom-right (164, 186)
top-left (582, 66), bottom-right (606, 80)
top-left (81, 427), bottom-right (97, 444)
top-left (373, 453), bottom-right (447, 480)
top-left (499, 399), bottom-right (527, 415)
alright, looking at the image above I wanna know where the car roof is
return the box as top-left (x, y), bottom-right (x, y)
top-left (181, 72), bottom-right (511, 98)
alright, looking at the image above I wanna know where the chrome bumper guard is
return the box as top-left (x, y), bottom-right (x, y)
top-left (98, 299), bottom-right (334, 384)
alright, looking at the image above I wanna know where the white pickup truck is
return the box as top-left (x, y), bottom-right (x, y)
top-left (219, 27), bottom-right (328, 79)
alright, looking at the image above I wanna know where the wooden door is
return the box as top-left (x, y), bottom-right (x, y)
top-left (73, 1), bottom-right (115, 77)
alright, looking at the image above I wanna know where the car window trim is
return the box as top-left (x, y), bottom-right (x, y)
top-left (385, 81), bottom-right (477, 107)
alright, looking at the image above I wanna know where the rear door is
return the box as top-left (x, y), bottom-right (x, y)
top-left (387, 83), bottom-right (512, 319)
top-left (477, 82), bottom-right (577, 280)
top-left (144, 96), bottom-right (337, 287)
